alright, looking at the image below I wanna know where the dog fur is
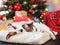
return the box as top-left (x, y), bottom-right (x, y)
top-left (10, 22), bottom-right (56, 40)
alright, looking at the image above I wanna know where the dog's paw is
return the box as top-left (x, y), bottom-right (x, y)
top-left (6, 32), bottom-right (17, 40)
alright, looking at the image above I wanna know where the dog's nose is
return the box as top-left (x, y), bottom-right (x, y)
top-left (20, 29), bottom-right (23, 32)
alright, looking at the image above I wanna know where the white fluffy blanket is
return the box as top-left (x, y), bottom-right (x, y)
top-left (0, 22), bottom-right (57, 44)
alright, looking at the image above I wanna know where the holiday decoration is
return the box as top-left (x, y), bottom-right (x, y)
top-left (0, 15), bottom-right (5, 20)
top-left (5, 0), bottom-right (47, 22)
top-left (43, 11), bottom-right (60, 34)
top-left (14, 10), bottom-right (34, 22)
top-left (0, 11), bottom-right (9, 20)
top-left (29, 9), bottom-right (34, 14)
top-left (14, 3), bottom-right (22, 11)
top-left (8, 5), bottom-right (13, 10)
top-left (30, 0), bottom-right (35, 3)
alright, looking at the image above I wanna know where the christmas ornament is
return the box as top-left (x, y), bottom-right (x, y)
top-left (8, 5), bottom-right (13, 10)
top-left (0, 14), bottom-right (5, 20)
top-left (14, 3), bottom-right (22, 11)
top-left (29, 9), bottom-right (34, 14)
top-left (30, 0), bottom-right (35, 3)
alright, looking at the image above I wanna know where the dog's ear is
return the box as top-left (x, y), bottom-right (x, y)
top-left (27, 22), bottom-right (33, 26)
top-left (22, 25), bottom-right (25, 29)
top-left (30, 22), bottom-right (33, 25)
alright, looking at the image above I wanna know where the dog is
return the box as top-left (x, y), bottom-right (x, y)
top-left (8, 22), bottom-right (56, 40)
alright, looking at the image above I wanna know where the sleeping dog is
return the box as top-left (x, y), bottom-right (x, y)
top-left (7, 22), bottom-right (56, 40)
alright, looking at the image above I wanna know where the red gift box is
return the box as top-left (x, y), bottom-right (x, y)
top-left (57, 18), bottom-right (60, 25)
top-left (43, 11), bottom-right (60, 34)
top-left (56, 10), bottom-right (60, 25)
top-left (14, 16), bottom-right (34, 22)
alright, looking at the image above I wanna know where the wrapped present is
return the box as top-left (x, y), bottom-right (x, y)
top-left (14, 16), bottom-right (34, 22)
top-left (14, 10), bottom-right (34, 22)
top-left (56, 10), bottom-right (60, 25)
top-left (43, 11), bottom-right (60, 34)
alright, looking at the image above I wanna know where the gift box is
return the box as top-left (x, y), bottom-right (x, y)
top-left (14, 10), bottom-right (34, 22)
top-left (43, 11), bottom-right (60, 34)
top-left (56, 10), bottom-right (60, 25)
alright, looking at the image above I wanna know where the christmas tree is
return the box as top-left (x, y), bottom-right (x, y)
top-left (1, 0), bottom-right (47, 22)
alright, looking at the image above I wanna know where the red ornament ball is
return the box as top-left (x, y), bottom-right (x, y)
top-left (29, 9), bottom-right (34, 14)
top-left (30, 0), bottom-right (35, 3)
top-left (14, 3), bottom-right (22, 11)
top-left (0, 14), bottom-right (5, 20)
top-left (8, 5), bottom-right (13, 10)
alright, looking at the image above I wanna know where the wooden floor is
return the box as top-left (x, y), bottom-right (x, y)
top-left (44, 35), bottom-right (60, 45)
top-left (0, 35), bottom-right (60, 45)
